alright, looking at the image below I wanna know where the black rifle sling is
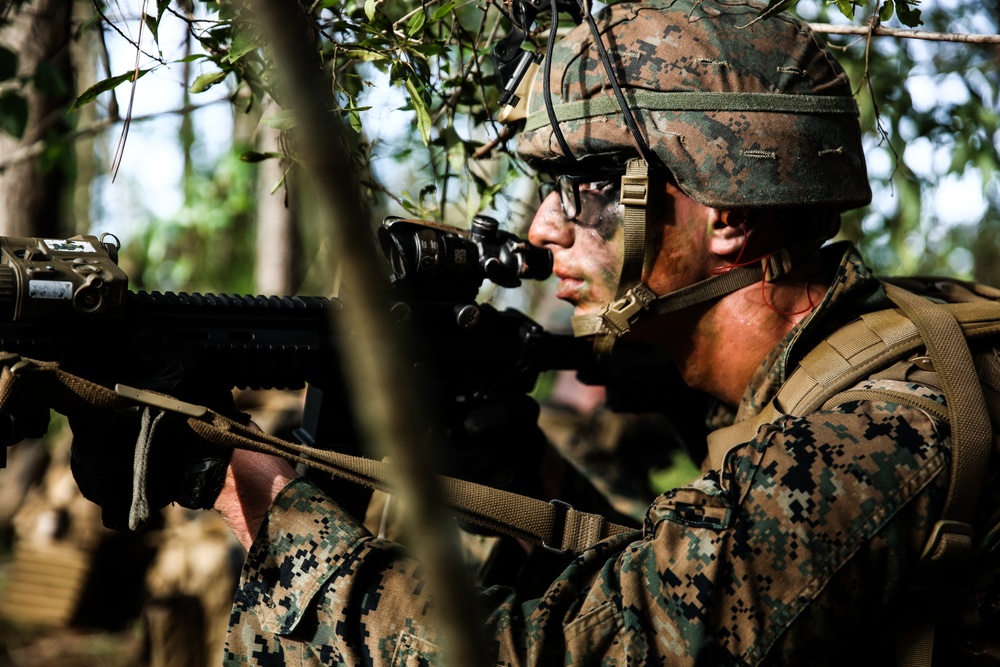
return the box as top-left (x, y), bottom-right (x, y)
top-left (0, 355), bottom-right (634, 555)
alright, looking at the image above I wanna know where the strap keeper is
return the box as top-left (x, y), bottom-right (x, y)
top-left (115, 384), bottom-right (209, 419)
top-left (920, 519), bottom-right (974, 566)
top-left (9, 359), bottom-right (34, 375)
top-left (0, 352), bottom-right (22, 368)
top-left (600, 284), bottom-right (656, 336)
top-left (763, 249), bottom-right (794, 282)
top-left (620, 173), bottom-right (648, 207)
top-left (543, 499), bottom-right (573, 553)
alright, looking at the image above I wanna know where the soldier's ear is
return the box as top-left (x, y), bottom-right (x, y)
top-left (707, 209), bottom-right (747, 259)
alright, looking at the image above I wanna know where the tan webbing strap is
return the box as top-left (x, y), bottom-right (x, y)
top-left (896, 622), bottom-right (935, 667)
top-left (883, 284), bottom-right (993, 565)
top-left (704, 299), bottom-right (1000, 483)
top-left (616, 158), bottom-right (649, 300)
top-left (0, 354), bottom-right (634, 554)
top-left (704, 312), bottom-right (928, 468)
top-left (183, 413), bottom-right (634, 552)
top-left (705, 402), bottom-right (785, 470)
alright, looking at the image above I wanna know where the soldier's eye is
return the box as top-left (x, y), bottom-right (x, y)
top-left (579, 179), bottom-right (618, 197)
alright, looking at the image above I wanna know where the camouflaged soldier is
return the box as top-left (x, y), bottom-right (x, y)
top-left (216, 0), bottom-right (1000, 664)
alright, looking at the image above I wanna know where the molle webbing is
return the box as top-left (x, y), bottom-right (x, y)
top-left (705, 289), bottom-right (1000, 571)
top-left (524, 91), bottom-right (860, 132)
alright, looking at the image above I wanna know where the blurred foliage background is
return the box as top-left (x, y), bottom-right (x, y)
top-left (1, 0), bottom-right (996, 295)
top-left (0, 0), bottom-right (998, 663)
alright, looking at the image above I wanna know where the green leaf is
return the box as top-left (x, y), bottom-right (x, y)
top-left (895, 0), bottom-right (922, 27)
top-left (340, 47), bottom-right (389, 62)
top-left (0, 91), bottom-right (28, 138)
top-left (143, 12), bottom-right (159, 43)
top-left (432, 1), bottom-right (457, 20)
top-left (142, 0), bottom-right (170, 45)
top-left (410, 44), bottom-right (445, 57)
top-left (834, 0), bottom-right (855, 20)
top-left (239, 150), bottom-right (284, 162)
top-left (878, 0), bottom-right (895, 21)
top-left (190, 70), bottom-right (228, 93)
top-left (348, 108), bottom-right (363, 133)
top-left (70, 69), bottom-right (151, 111)
top-left (228, 31), bottom-right (257, 63)
top-left (364, 0), bottom-right (377, 21)
top-left (0, 46), bottom-right (18, 82)
top-left (34, 59), bottom-right (68, 97)
top-left (407, 10), bottom-right (426, 37)
top-left (404, 77), bottom-right (432, 146)
top-left (262, 109), bottom-right (297, 129)
top-left (752, 0), bottom-right (797, 22)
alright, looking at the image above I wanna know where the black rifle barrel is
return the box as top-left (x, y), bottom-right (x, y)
top-left (0, 290), bottom-right (343, 393)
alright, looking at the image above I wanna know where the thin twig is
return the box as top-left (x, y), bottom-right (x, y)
top-left (0, 100), bottom-right (230, 174)
top-left (470, 124), bottom-right (514, 159)
top-left (91, 0), bottom-right (164, 63)
top-left (109, 0), bottom-right (154, 181)
top-left (809, 21), bottom-right (1000, 44)
top-left (431, 4), bottom-right (495, 126)
top-left (392, 0), bottom-right (442, 31)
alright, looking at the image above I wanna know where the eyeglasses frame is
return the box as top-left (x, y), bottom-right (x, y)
top-left (536, 170), bottom-right (628, 220)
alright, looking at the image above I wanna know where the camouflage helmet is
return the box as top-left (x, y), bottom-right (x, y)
top-left (516, 0), bottom-right (872, 211)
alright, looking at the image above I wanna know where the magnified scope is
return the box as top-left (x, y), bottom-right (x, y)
top-left (378, 216), bottom-right (552, 293)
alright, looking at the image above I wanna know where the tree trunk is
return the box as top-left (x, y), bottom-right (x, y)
top-left (254, 121), bottom-right (300, 295)
top-left (0, 0), bottom-right (74, 238)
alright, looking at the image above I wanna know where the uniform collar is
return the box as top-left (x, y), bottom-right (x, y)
top-left (732, 241), bottom-right (889, 423)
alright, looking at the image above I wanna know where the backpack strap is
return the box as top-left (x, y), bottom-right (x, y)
top-left (706, 298), bottom-right (1000, 468)
top-left (706, 287), bottom-right (1000, 667)
top-left (706, 291), bottom-right (1000, 564)
top-left (880, 284), bottom-right (992, 565)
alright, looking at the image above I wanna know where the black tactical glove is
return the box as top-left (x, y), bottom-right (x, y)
top-left (440, 395), bottom-right (548, 499)
top-left (66, 386), bottom-right (243, 531)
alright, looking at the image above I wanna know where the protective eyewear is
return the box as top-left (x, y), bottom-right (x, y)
top-left (537, 171), bottom-right (626, 220)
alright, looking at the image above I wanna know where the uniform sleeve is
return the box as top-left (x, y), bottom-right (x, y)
top-left (224, 394), bottom-right (958, 666)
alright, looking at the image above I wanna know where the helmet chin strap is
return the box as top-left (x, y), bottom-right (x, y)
top-left (571, 157), bottom-right (797, 354)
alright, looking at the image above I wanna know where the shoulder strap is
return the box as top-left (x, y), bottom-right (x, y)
top-left (706, 288), bottom-right (1000, 565)
top-left (880, 284), bottom-right (992, 564)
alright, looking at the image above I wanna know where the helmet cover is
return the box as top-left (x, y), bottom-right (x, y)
top-left (516, 0), bottom-right (872, 211)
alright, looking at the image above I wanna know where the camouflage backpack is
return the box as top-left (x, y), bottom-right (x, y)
top-left (706, 276), bottom-right (1000, 665)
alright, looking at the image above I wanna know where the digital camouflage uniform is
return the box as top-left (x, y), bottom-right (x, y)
top-left (224, 243), bottom-right (1000, 665)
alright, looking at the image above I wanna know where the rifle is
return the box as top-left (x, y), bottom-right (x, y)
top-left (0, 217), bottom-right (602, 469)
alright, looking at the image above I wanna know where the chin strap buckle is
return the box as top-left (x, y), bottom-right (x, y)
top-left (600, 284), bottom-right (657, 336)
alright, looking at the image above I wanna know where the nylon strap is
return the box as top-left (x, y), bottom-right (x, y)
top-left (0, 355), bottom-right (634, 554)
top-left (129, 406), bottom-right (165, 530)
top-left (524, 91), bottom-right (860, 132)
top-left (705, 289), bottom-right (1000, 567)
top-left (617, 157), bottom-right (649, 300)
top-left (882, 283), bottom-right (992, 565)
top-left (188, 411), bottom-right (636, 552)
top-left (706, 297), bottom-right (1000, 470)
top-left (896, 622), bottom-right (935, 667)
top-left (572, 263), bottom-right (766, 340)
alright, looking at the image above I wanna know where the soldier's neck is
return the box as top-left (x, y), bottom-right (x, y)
top-left (664, 276), bottom-right (830, 407)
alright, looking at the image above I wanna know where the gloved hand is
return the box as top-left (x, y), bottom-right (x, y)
top-left (66, 385), bottom-right (242, 531)
top-left (440, 395), bottom-right (549, 498)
